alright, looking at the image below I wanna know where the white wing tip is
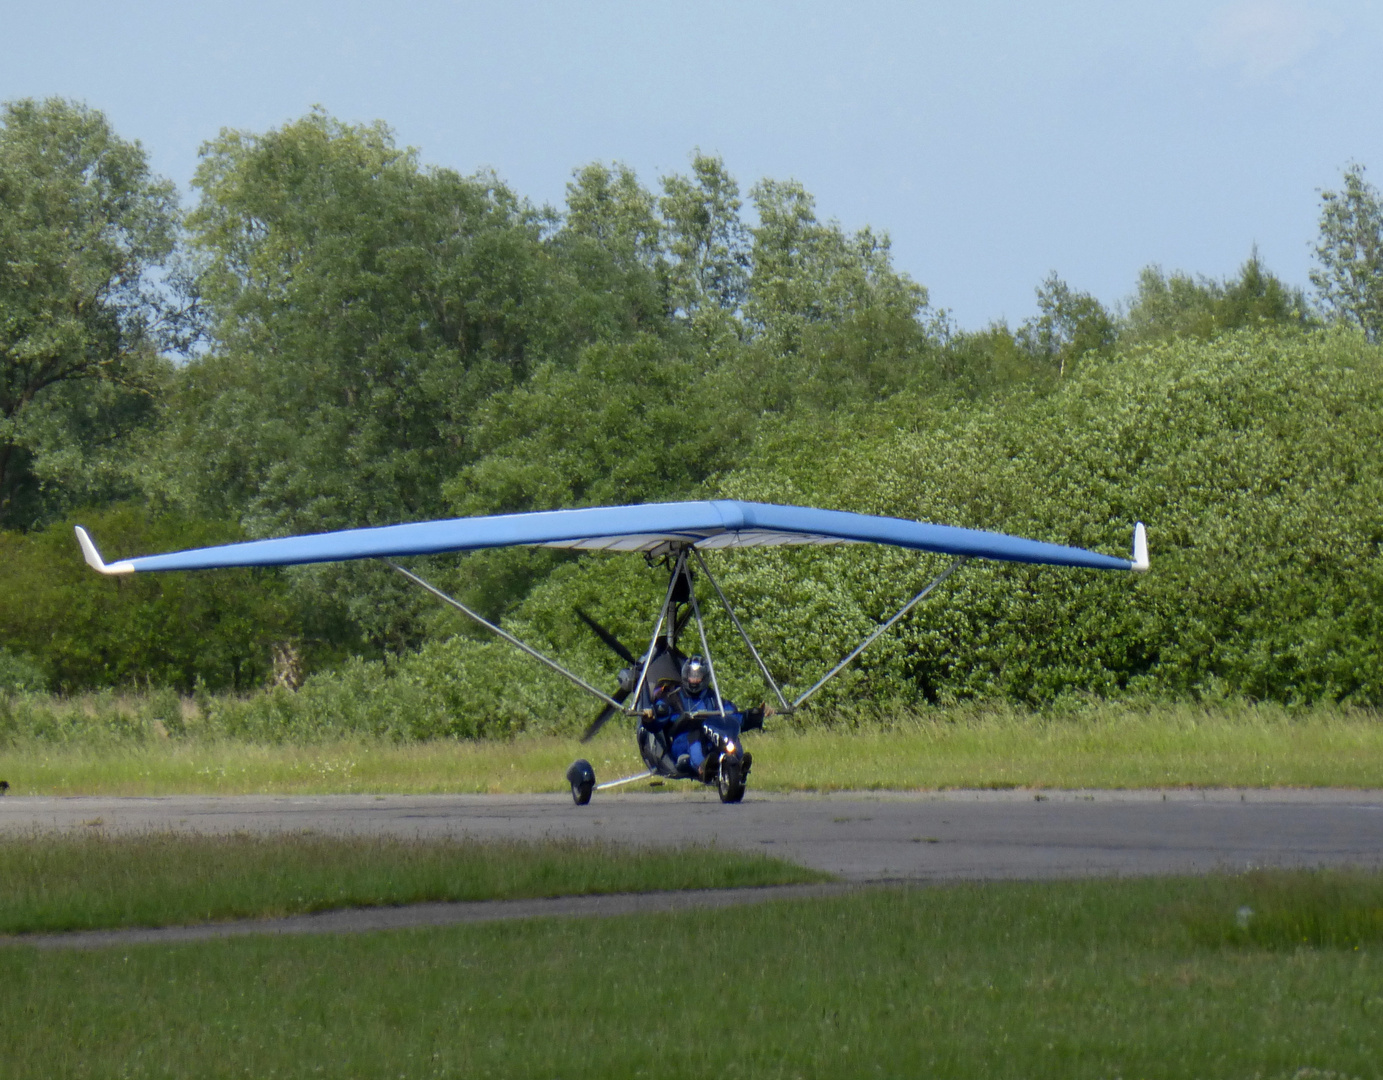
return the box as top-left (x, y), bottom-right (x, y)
top-left (75, 526), bottom-right (135, 575)
top-left (1131, 522), bottom-right (1149, 573)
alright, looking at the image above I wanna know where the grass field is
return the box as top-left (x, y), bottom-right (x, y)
top-left (2, 701), bottom-right (1382, 795)
top-left (3, 869), bottom-right (1381, 1078)
top-left (0, 833), bottom-right (827, 936)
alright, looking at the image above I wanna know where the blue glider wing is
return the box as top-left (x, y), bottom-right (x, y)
top-left (76, 500), bottom-right (1149, 576)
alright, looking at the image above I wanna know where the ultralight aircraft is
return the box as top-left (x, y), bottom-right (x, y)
top-left (76, 500), bottom-right (1149, 804)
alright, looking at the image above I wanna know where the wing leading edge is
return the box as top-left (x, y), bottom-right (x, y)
top-left (75, 500), bottom-right (1149, 575)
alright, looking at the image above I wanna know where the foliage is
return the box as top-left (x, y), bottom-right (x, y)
top-left (6, 103), bottom-right (1375, 715)
top-left (0, 505), bottom-right (303, 692)
top-left (1016, 272), bottom-right (1116, 375)
top-left (745, 179), bottom-right (929, 355)
top-left (0, 97), bottom-right (191, 530)
top-left (228, 316), bottom-right (1375, 726)
top-left (929, 321), bottom-right (1041, 396)
top-left (0, 648), bottom-right (46, 692)
top-left (495, 328), bottom-right (1383, 712)
top-left (163, 112), bottom-right (615, 650)
top-left (657, 152), bottom-right (751, 325)
top-left (1311, 163), bottom-right (1383, 342)
top-left (558, 161), bottom-right (667, 335)
top-left (1126, 251), bottom-right (1314, 345)
top-left (445, 335), bottom-right (738, 518)
top-left (172, 111), bottom-right (550, 538)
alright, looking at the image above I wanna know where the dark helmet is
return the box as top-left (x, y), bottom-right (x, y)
top-left (681, 655), bottom-right (709, 694)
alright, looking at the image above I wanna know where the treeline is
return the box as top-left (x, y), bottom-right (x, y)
top-left (2, 97), bottom-right (1381, 713)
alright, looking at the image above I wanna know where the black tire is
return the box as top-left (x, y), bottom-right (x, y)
top-left (717, 756), bottom-right (745, 804)
top-left (566, 759), bottom-right (595, 806)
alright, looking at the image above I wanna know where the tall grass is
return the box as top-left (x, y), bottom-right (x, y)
top-left (1, 693), bottom-right (1379, 794)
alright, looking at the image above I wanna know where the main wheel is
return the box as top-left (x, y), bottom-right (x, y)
top-left (566, 759), bottom-right (595, 806)
top-left (717, 756), bottom-right (745, 804)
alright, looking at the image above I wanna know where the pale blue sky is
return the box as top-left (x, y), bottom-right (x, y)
top-left (3, 1), bottom-right (1379, 327)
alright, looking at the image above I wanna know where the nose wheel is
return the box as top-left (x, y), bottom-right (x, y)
top-left (566, 759), bottom-right (595, 805)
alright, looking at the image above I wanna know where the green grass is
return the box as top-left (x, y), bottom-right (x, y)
top-left (0, 833), bottom-right (826, 936)
top-left (762, 704), bottom-right (1383, 790)
top-left (2, 701), bottom-right (1381, 795)
top-left (3, 869), bottom-right (1381, 1078)
top-left (0, 735), bottom-right (613, 796)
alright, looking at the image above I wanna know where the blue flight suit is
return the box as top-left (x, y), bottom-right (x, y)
top-left (652, 685), bottom-right (736, 772)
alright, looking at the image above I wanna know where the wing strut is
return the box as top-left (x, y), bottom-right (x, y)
top-left (791, 556), bottom-right (969, 710)
top-left (386, 562), bottom-right (627, 713)
top-left (684, 552), bottom-right (726, 718)
top-left (690, 548), bottom-right (792, 714)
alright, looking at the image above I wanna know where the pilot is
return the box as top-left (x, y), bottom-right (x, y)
top-left (651, 655), bottom-right (730, 778)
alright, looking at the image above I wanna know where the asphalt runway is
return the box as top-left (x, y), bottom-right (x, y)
top-left (5, 788), bottom-right (1382, 882)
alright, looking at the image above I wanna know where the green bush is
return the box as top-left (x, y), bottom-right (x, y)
top-left (0, 649), bottom-right (47, 692)
top-left (15, 327), bottom-right (1379, 730)
top-left (464, 327), bottom-right (1383, 712)
top-left (719, 327), bottom-right (1383, 706)
top-left (0, 505), bottom-right (304, 692)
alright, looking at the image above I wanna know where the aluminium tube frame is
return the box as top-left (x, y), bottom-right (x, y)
top-left (387, 561), bottom-right (628, 713)
top-left (596, 769), bottom-right (657, 790)
top-left (690, 548), bottom-right (792, 714)
top-left (790, 556), bottom-right (969, 711)
top-left (684, 562), bottom-right (726, 718)
top-left (628, 548), bottom-right (688, 711)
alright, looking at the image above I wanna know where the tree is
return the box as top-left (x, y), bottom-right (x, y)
top-left (746, 179), bottom-right (928, 355)
top-left (658, 153), bottom-right (751, 324)
top-left (1018, 273), bottom-right (1115, 376)
top-left (173, 110), bottom-right (564, 538)
top-left (167, 111), bottom-right (663, 651)
top-left (0, 98), bottom-right (190, 529)
top-left (564, 161), bottom-right (662, 269)
top-left (1311, 164), bottom-right (1383, 342)
top-left (556, 162), bottom-right (666, 337)
top-left (0, 504), bottom-right (305, 692)
top-left (1125, 251), bottom-right (1312, 345)
top-left (933, 322), bottom-right (1037, 396)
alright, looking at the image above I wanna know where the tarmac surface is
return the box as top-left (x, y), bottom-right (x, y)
top-left (5, 787), bottom-right (1382, 880)
top-left (5, 788), bottom-right (1381, 948)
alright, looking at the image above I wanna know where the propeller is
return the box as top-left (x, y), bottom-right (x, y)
top-left (572, 604), bottom-right (696, 743)
top-left (575, 608), bottom-right (639, 742)
top-left (575, 608), bottom-right (637, 664)
top-left (581, 689), bottom-right (630, 743)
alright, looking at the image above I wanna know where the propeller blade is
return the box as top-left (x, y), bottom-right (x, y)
top-left (581, 686), bottom-right (631, 743)
top-left (575, 608), bottom-right (637, 664)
